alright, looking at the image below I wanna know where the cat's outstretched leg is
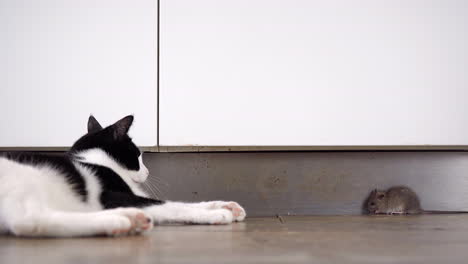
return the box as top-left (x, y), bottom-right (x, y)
top-left (180, 201), bottom-right (246, 222)
top-left (99, 192), bottom-right (246, 225)
top-left (144, 201), bottom-right (246, 224)
top-left (1, 200), bottom-right (152, 237)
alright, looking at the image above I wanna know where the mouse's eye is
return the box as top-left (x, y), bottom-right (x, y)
top-left (377, 194), bottom-right (385, 200)
top-left (370, 202), bottom-right (375, 206)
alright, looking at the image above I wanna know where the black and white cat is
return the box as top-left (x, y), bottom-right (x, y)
top-left (0, 115), bottom-right (246, 237)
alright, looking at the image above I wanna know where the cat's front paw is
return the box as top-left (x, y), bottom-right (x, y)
top-left (104, 208), bottom-right (153, 236)
top-left (221, 202), bottom-right (246, 222)
top-left (208, 201), bottom-right (246, 222)
top-left (207, 209), bottom-right (234, 225)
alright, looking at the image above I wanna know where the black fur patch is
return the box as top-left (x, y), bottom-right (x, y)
top-left (79, 163), bottom-right (163, 209)
top-left (101, 191), bottom-right (164, 209)
top-left (70, 128), bottom-right (141, 171)
top-left (2, 152), bottom-right (88, 201)
top-left (79, 163), bottom-right (134, 193)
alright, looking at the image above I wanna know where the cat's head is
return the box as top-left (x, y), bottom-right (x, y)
top-left (70, 115), bottom-right (149, 183)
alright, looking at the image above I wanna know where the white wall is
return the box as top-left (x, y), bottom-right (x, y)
top-left (2, 0), bottom-right (468, 149)
top-left (0, 0), bottom-right (157, 147)
top-left (160, 0), bottom-right (468, 146)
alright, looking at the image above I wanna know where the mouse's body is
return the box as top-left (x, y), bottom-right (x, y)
top-left (366, 186), bottom-right (423, 215)
top-left (365, 186), bottom-right (468, 215)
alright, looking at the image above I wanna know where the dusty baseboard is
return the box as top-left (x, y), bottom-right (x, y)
top-left (143, 151), bottom-right (468, 216)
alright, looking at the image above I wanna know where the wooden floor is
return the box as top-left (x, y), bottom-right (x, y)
top-left (1, 215), bottom-right (468, 264)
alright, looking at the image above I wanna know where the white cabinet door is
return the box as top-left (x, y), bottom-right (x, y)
top-left (160, 0), bottom-right (468, 147)
top-left (0, 0), bottom-right (157, 147)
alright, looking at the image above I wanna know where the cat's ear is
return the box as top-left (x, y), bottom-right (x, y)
top-left (111, 115), bottom-right (134, 139)
top-left (88, 115), bottom-right (103, 133)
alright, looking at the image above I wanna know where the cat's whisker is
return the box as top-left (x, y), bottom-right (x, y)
top-left (147, 177), bottom-right (167, 199)
top-left (152, 177), bottom-right (170, 187)
top-left (148, 175), bottom-right (170, 194)
top-left (142, 182), bottom-right (152, 197)
top-left (153, 183), bottom-right (165, 198)
top-left (143, 182), bottom-right (158, 199)
top-left (151, 185), bottom-right (163, 199)
top-left (148, 174), bottom-right (170, 187)
top-left (150, 181), bottom-right (166, 200)
top-left (149, 182), bottom-right (163, 198)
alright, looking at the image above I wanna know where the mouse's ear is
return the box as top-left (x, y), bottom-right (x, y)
top-left (377, 193), bottom-right (385, 200)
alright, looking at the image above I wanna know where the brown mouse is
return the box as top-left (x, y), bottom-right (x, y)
top-left (364, 186), bottom-right (468, 215)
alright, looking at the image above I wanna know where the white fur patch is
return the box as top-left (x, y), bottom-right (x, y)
top-left (0, 157), bottom-right (100, 236)
top-left (145, 201), bottom-right (233, 224)
top-left (144, 201), bottom-right (246, 224)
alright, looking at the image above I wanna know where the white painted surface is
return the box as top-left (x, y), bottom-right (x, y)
top-left (0, 0), bottom-right (157, 147)
top-left (160, 0), bottom-right (468, 146)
